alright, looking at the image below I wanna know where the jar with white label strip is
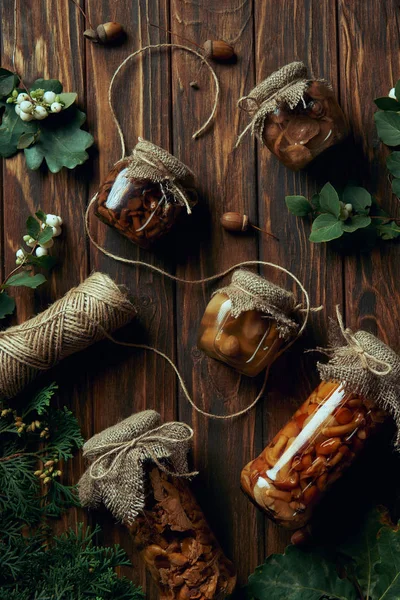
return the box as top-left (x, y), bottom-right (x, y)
top-left (241, 381), bottom-right (386, 528)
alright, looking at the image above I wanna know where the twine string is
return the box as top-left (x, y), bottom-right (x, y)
top-left (108, 43), bottom-right (220, 160)
top-left (87, 422), bottom-right (198, 480)
top-left (335, 305), bottom-right (392, 376)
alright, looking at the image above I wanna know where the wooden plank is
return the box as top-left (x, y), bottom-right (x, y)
top-left (0, 0), bottom-right (89, 533)
top-left (170, 0), bottom-right (264, 586)
top-left (254, 0), bottom-right (342, 554)
top-left (85, 0), bottom-right (175, 595)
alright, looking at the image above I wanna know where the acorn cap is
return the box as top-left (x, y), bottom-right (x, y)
top-left (83, 28), bottom-right (99, 42)
top-left (203, 40), bottom-right (235, 62)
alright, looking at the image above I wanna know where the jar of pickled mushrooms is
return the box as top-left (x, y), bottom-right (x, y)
top-left (197, 269), bottom-right (299, 377)
top-left (237, 61), bottom-right (348, 170)
top-left (241, 318), bottom-right (400, 530)
top-left (79, 410), bottom-right (236, 600)
top-left (94, 138), bottom-right (197, 250)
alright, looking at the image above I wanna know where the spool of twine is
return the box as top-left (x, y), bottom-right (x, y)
top-left (0, 272), bottom-right (136, 399)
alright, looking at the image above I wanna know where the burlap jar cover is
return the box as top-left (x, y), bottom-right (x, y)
top-left (236, 61), bottom-right (325, 144)
top-left (317, 308), bottom-right (400, 445)
top-left (125, 137), bottom-right (197, 215)
top-left (215, 269), bottom-right (299, 340)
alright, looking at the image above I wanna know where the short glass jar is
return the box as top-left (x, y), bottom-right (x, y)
top-left (94, 140), bottom-right (197, 250)
top-left (241, 381), bottom-right (385, 529)
top-left (197, 270), bottom-right (298, 377)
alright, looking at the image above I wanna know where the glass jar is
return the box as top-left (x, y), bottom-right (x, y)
top-left (128, 467), bottom-right (237, 599)
top-left (197, 292), bottom-right (284, 377)
top-left (262, 81), bottom-right (348, 170)
top-left (241, 381), bottom-right (386, 529)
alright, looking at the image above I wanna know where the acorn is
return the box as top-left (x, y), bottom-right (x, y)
top-left (221, 212), bottom-right (278, 240)
top-left (203, 40), bottom-right (235, 62)
top-left (84, 22), bottom-right (125, 44)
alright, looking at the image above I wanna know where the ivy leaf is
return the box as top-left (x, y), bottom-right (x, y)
top-left (30, 79), bottom-right (63, 94)
top-left (391, 177), bottom-right (400, 198)
top-left (4, 272), bottom-right (46, 289)
top-left (17, 132), bottom-right (36, 149)
top-left (341, 215), bottom-right (371, 233)
top-left (374, 111), bottom-right (400, 146)
top-left (319, 182), bottom-right (341, 217)
top-left (58, 92), bottom-right (77, 110)
top-left (0, 291), bottom-right (16, 319)
top-left (26, 215), bottom-right (41, 239)
top-left (309, 213), bottom-right (344, 242)
top-left (342, 186), bottom-right (372, 215)
top-left (386, 152), bottom-right (400, 178)
top-left (0, 102), bottom-right (38, 157)
top-left (374, 97), bottom-right (400, 111)
top-left (24, 106), bottom-right (94, 173)
top-left (26, 254), bottom-right (56, 269)
top-left (0, 68), bottom-right (19, 97)
top-left (372, 520), bottom-right (400, 599)
top-left (285, 196), bottom-right (312, 216)
top-left (376, 221), bottom-right (400, 240)
top-left (246, 545), bottom-right (357, 600)
top-left (38, 225), bottom-right (53, 245)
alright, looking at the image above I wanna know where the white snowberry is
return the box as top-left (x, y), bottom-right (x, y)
top-left (20, 100), bottom-right (34, 114)
top-left (389, 88), bottom-right (397, 100)
top-left (15, 105), bottom-right (21, 116)
top-left (45, 214), bottom-right (59, 227)
top-left (52, 225), bottom-right (62, 237)
top-left (16, 249), bottom-right (25, 259)
top-left (43, 91), bottom-right (56, 104)
top-left (35, 246), bottom-right (48, 257)
top-left (33, 105), bottom-right (48, 120)
top-left (40, 238), bottom-right (54, 249)
top-left (16, 92), bottom-right (30, 104)
top-left (50, 102), bottom-right (63, 113)
top-left (26, 237), bottom-right (36, 248)
top-left (344, 203), bottom-right (353, 213)
top-left (20, 111), bottom-right (34, 122)
top-left (23, 235), bottom-right (30, 242)
top-left (56, 216), bottom-right (63, 225)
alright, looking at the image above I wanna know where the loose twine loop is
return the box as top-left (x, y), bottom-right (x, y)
top-left (86, 422), bottom-right (198, 481)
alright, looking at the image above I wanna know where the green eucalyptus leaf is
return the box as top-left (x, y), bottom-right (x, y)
top-left (37, 225), bottom-right (53, 244)
top-left (0, 102), bottom-right (38, 157)
top-left (374, 111), bottom-right (400, 146)
top-left (376, 220), bottom-right (400, 240)
top-left (26, 254), bottom-right (56, 269)
top-left (374, 97), bottom-right (400, 111)
top-left (0, 68), bottom-right (19, 97)
top-left (4, 271), bottom-right (46, 288)
top-left (319, 182), bottom-right (340, 217)
top-left (341, 215), bottom-right (371, 233)
top-left (26, 215), bottom-right (40, 239)
top-left (285, 195), bottom-right (312, 216)
top-left (24, 106), bottom-right (94, 172)
top-left (391, 177), bottom-right (400, 197)
top-left (0, 290), bottom-right (16, 318)
top-left (30, 79), bottom-right (63, 94)
top-left (17, 131), bottom-right (36, 149)
top-left (246, 545), bottom-right (357, 600)
top-left (342, 186), bottom-right (372, 215)
top-left (386, 152), bottom-right (400, 177)
top-left (310, 213), bottom-right (343, 243)
top-left (57, 92), bottom-right (77, 110)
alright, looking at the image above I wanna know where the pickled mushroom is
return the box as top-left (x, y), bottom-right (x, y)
top-left (284, 116), bottom-right (320, 145)
top-left (282, 144), bottom-right (313, 170)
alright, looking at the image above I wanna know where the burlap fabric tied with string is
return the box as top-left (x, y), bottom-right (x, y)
top-left (78, 410), bottom-right (237, 599)
top-left (95, 138), bottom-right (197, 250)
top-left (215, 269), bottom-right (298, 340)
top-left (317, 306), bottom-right (400, 445)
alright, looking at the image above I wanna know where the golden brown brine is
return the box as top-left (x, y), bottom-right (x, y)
top-left (197, 292), bottom-right (284, 377)
top-left (95, 160), bottom-right (195, 250)
top-left (128, 468), bottom-right (236, 600)
top-left (263, 82), bottom-right (348, 170)
top-left (241, 381), bottom-right (386, 529)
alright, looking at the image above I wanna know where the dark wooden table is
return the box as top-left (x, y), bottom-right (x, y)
top-left (2, 0), bottom-right (400, 596)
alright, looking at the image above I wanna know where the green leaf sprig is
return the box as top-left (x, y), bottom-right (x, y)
top-left (0, 68), bottom-right (93, 172)
top-left (286, 182), bottom-right (400, 244)
top-left (0, 210), bottom-right (61, 319)
top-left (244, 508), bottom-right (400, 600)
top-left (374, 81), bottom-right (400, 198)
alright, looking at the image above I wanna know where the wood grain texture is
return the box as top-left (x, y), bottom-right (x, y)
top-left (1, 0), bottom-right (400, 597)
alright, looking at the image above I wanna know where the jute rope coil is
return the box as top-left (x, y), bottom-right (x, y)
top-left (0, 273), bottom-right (136, 399)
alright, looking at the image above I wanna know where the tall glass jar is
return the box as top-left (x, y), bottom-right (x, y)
top-left (241, 381), bottom-right (385, 529)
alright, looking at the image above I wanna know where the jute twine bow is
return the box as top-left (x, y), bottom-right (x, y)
top-left (235, 61), bottom-right (325, 148)
top-left (0, 272), bottom-right (136, 399)
top-left (126, 138), bottom-right (197, 215)
top-left (78, 410), bottom-right (197, 523)
top-left (317, 306), bottom-right (400, 445)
